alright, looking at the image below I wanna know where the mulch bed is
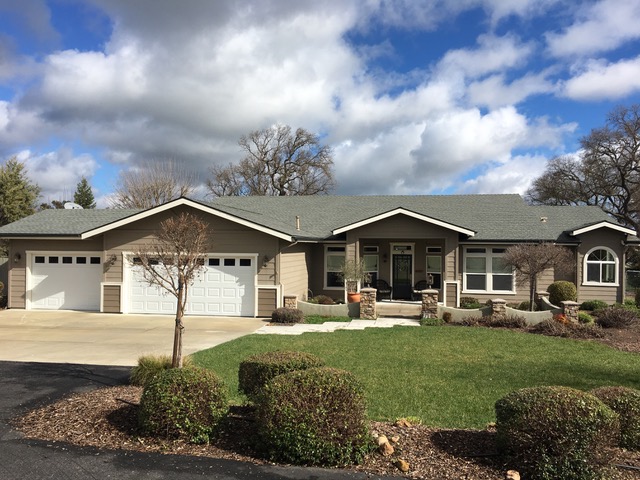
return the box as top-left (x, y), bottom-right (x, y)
top-left (10, 326), bottom-right (640, 479)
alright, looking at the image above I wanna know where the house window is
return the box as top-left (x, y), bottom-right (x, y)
top-left (325, 245), bottom-right (345, 289)
top-left (584, 247), bottom-right (617, 285)
top-left (426, 247), bottom-right (442, 289)
top-left (362, 254), bottom-right (378, 286)
top-left (463, 247), bottom-right (514, 293)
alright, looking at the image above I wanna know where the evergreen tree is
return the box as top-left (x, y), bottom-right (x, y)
top-left (73, 176), bottom-right (96, 209)
top-left (0, 157), bottom-right (40, 226)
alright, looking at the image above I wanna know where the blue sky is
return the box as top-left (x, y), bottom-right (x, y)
top-left (1, 0), bottom-right (639, 207)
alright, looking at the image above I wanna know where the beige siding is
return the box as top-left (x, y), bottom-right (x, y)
top-left (257, 288), bottom-right (277, 316)
top-left (279, 242), bottom-right (310, 301)
top-left (7, 238), bottom-right (104, 309)
top-left (102, 284), bottom-right (121, 313)
top-left (445, 282), bottom-right (458, 307)
top-left (576, 230), bottom-right (626, 304)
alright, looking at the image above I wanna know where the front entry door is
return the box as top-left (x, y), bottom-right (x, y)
top-left (392, 254), bottom-right (412, 300)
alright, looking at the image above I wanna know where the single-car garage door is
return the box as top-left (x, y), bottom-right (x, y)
top-left (129, 256), bottom-right (256, 317)
top-left (29, 253), bottom-right (102, 310)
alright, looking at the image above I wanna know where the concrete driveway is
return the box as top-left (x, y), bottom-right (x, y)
top-left (0, 310), bottom-right (266, 366)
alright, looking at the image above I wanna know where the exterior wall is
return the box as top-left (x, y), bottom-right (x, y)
top-left (576, 230), bottom-right (626, 304)
top-left (257, 288), bottom-right (277, 316)
top-left (102, 284), bottom-right (121, 313)
top-left (7, 238), bottom-right (104, 309)
top-left (278, 242), bottom-right (310, 301)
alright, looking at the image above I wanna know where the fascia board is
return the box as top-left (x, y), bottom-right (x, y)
top-left (571, 221), bottom-right (636, 237)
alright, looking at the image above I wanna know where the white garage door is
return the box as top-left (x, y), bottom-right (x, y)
top-left (129, 256), bottom-right (256, 317)
top-left (29, 253), bottom-right (102, 310)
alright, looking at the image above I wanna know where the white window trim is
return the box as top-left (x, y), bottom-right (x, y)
top-left (462, 246), bottom-right (515, 294)
top-left (324, 244), bottom-right (346, 290)
top-left (582, 246), bottom-right (619, 286)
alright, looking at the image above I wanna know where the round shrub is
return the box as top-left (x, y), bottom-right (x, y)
top-left (578, 312), bottom-right (594, 324)
top-left (130, 354), bottom-right (194, 387)
top-left (309, 295), bottom-right (335, 305)
top-left (580, 299), bottom-right (608, 311)
top-left (256, 367), bottom-right (371, 466)
top-left (460, 297), bottom-right (482, 309)
top-left (495, 386), bottom-right (619, 480)
top-left (138, 367), bottom-right (228, 444)
top-left (271, 307), bottom-right (304, 324)
top-left (591, 386), bottom-right (640, 450)
top-left (595, 306), bottom-right (638, 328)
top-left (238, 350), bottom-right (324, 400)
top-left (547, 281), bottom-right (577, 306)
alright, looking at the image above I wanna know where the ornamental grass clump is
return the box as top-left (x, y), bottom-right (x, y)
top-left (130, 354), bottom-right (194, 387)
top-left (591, 386), bottom-right (640, 450)
top-left (270, 307), bottom-right (304, 324)
top-left (138, 367), bottom-right (228, 444)
top-left (256, 367), bottom-right (371, 466)
top-left (495, 386), bottom-right (619, 480)
top-left (238, 350), bottom-right (324, 401)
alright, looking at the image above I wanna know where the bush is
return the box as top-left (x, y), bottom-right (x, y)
top-left (308, 295), bottom-right (335, 305)
top-left (238, 350), bottom-right (324, 400)
top-left (138, 367), bottom-right (228, 444)
top-left (595, 306), bottom-right (638, 328)
top-left (529, 319), bottom-right (604, 339)
top-left (578, 312), bottom-right (594, 324)
top-left (460, 297), bottom-right (483, 309)
top-left (420, 317), bottom-right (444, 326)
top-left (515, 300), bottom-right (538, 311)
top-left (487, 315), bottom-right (527, 329)
top-left (442, 311), bottom-right (452, 323)
top-left (591, 386), bottom-right (640, 450)
top-left (580, 299), bottom-right (608, 311)
top-left (271, 307), bottom-right (304, 324)
top-left (130, 354), bottom-right (194, 386)
top-left (495, 386), bottom-right (619, 480)
top-left (547, 281), bottom-right (577, 306)
top-left (256, 367), bottom-right (371, 466)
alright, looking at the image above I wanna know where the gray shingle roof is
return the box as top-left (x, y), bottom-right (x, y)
top-left (0, 194), bottom-right (621, 242)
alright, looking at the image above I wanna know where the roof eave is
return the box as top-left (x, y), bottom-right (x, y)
top-left (571, 221), bottom-right (636, 237)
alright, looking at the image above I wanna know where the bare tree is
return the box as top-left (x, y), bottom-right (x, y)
top-left (527, 104), bottom-right (640, 233)
top-left (134, 212), bottom-right (209, 367)
top-left (208, 124), bottom-right (335, 196)
top-left (503, 243), bottom-right (574, 311)
top-left (111, 161), bottom-right (196, 209)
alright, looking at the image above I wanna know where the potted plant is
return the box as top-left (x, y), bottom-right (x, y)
top-left (339, 259), bottom-right (371, 303)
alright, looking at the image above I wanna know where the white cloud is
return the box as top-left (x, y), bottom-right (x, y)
top-left (546, 0), bottom-right (640, 57)
top-left (458, 154), bottom-right (550, 194)
top-left (467, 71), bottom-right (556, 108)
top-left (561, 56), bottom-right (640, 100)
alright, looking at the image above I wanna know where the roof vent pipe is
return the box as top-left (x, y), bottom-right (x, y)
top-left (296, 216), bottom-right (301, 231)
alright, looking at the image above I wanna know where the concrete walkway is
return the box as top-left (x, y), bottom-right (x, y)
top-left (0, 310), bottom-right (266, 366)
top-left (255, 318), bottom-right (420, 335)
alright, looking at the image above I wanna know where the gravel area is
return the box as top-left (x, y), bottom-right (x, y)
top-left (9, 326), bottom-right (640, 479)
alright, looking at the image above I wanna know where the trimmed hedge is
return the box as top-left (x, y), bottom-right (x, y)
top-left (138, 367), bottom-right (228, 444)
top-left (238, 350), bottom-right (324, 400)
top-left (591, 386), bottom-right (640, 450)
top-left (580, 299), bottom-right (608, 311)
top-left (495, 386), bottom-right (618, 480)
top-left (271, 307), bottom-right (304, 324)
top-left (256, 367), bottom-right (371, 466)
top-left (547, 281), bottom-right (577, 306)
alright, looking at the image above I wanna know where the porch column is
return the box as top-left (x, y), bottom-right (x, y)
top-left (283, 295), bottom-right (298, 309)
top-left (491, 298), bottom-right (507, 321)
top-left (421, 289), bottom-right (438, 319)
top-left (561, 301), bottom-right (580, 323)
top-left (360, 288), bottom-right (377, 320)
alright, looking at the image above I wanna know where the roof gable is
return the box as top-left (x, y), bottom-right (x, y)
top-left (571, 221), bottom-right (636, 237)
top-left (332, 208), bottom-right (476, 236)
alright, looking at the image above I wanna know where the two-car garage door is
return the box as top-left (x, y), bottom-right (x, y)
top-left (129, 256), bottom-right (256, 317)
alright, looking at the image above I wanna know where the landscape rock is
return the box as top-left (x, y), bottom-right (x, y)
top-left (376, 435), bottom-right (388, 446)
top-left (394, 459), bottom-right (410, 472)
top-left (395, 418), bottom-right (412, 428)
top-left (378, 441), bottom-right (395, 456)
top-left (390, 435), bottom-right (400, 443)
top-left (505, 470), bottom-right (520, 480)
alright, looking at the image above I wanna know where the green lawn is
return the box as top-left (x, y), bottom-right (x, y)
top-left (303, 315), bottom-right (351, 324)
top-left (191, 326), bottom-right (640, 429)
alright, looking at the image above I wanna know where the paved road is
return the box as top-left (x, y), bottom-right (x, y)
top-left (0, 310), bottom-right (266, 366)
top-left (0, 361), bottom-right (392, 480)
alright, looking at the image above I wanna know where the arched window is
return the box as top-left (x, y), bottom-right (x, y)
top-left (584, 247), bottom-right (618, 285)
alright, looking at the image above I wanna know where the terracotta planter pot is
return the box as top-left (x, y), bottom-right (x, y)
top-left (347, 292), bottom-right (361, 303)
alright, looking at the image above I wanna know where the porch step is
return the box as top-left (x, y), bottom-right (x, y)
top-left (376, 301), bottom-right (421, 319)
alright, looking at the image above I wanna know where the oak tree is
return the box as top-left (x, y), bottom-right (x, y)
top-left (133, 212), bottom-right (209, 368)
top-left (208, 125), bottom-right (335, 196)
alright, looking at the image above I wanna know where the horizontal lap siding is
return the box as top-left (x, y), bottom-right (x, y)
top-left (576, 230), bottom-right (625, 304)
top-left (102, 285), bottom-right (121, 313)
top-left (279, 243), bottom-right (310, 301)
top-left (8, 238), bottom-right (104, 309)
top-left (257, 288), bottom-right (277, 316)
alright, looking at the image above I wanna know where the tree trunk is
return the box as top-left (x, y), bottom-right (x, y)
top-left (172, 279), bottom-right (186, 368)
top-left (529, 275), bottom-right (537, 312)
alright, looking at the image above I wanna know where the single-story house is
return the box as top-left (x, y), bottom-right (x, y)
top-left (0, 194), bottom-right (636, 316)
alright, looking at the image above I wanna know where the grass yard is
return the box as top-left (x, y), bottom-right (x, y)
top-left (302, 315), bottom-right (352, 324)
top-left (191, 326), bottom-right (640, 429)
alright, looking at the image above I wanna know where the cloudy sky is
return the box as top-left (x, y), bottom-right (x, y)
top-left (1, 0), bottom-right (639, 207)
